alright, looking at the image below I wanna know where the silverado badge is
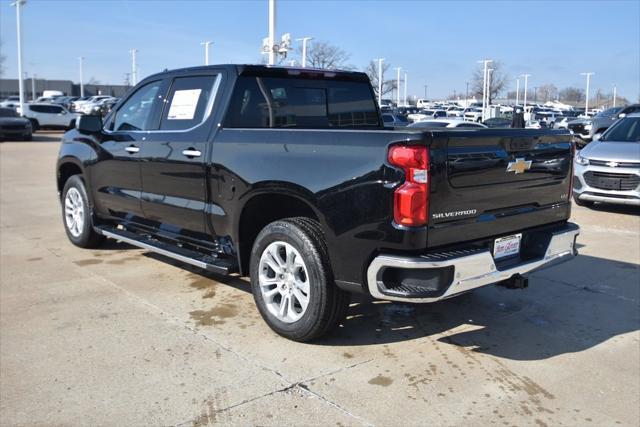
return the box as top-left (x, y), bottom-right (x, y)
top-left (506, 158), bottom-right (532, 174)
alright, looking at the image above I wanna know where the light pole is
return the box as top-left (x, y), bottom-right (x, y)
top-left (12, 0), bottom-right (27, 116)
top-left (268, 0), bottom-right (276, 65)
top-left (465, 82), bottom-right (469, 107)
top-left (515, 78), bottom-right (520, 105)
top-left (521, 73), bottom-right (531, 111)
top-left (374, 58), bottom-right (384, 106)
top-left (201, 41), bottom-right (213, 65)
top-left (613, 84), bottom-right (617, 108)
top-left (423, 84), bottom-right (428, 99)
top-left (581, 72), bottom-right (594, 114)
top-left (403, 71), bottom-right (408, 106)
top-left (31, 73), bottom-right (36, 100)
top-left (130, 49), bottom-right (138, 86)
top-left (478, 59), bottom-right (492, 121)
top-left (297, 37), bottom-right (313, 68)
top-left (395, 67), bottom-right (402, 107)
top-left (486, 68), bottom-right (493, 114)
top-left (78, 56), bottom-right (85, 97)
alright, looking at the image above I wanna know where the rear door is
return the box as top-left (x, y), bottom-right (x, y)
top-left (427, 129), bottom-right (573, 247)
top-left (137, 72), bottom-right (223, 241)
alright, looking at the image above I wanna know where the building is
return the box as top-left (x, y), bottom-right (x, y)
top-left (0, 78), bottom-right (131, 99)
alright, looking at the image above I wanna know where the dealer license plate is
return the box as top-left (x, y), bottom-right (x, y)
top-left (493, 234), bottom-right (522, 259)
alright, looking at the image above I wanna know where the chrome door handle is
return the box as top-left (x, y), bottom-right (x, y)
top-left (125, 145), bottom-right (140, 154)
top-left (182, 149), bottom-right (201, 158)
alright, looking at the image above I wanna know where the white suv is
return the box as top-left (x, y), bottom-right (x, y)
top-left (20, 103), bottom-right (80, 131)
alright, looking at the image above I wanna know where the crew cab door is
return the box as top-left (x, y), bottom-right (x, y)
top-left (136, 73), bottom-right (222, 241)
top-left (91, 79), bottom-right (167, 222)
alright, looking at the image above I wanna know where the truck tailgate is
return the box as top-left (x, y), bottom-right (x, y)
top-left (427, 129), bottom-right (573, 248)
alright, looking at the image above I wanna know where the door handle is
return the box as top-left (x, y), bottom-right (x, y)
top-left (125, 145), bottom-right (140, 154)
top-left (182, 149), bottom-right (202, 158)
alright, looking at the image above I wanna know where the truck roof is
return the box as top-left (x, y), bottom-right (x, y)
top-left (144, 64), bottom-right (371, 83)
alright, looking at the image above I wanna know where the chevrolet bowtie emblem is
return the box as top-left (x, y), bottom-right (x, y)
top-left (506, 158), bottom-right (532, 174)
top-left (606, 161), bottom-right (619, 168)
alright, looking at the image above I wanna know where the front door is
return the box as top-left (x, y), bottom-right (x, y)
top-left (90, 79), bottom-right (167, 222)
top-left (137, 73), bottom-right (222, 241)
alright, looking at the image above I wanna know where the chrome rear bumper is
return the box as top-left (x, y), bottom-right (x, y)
top-left (366, 223), bottom-right (580, 303)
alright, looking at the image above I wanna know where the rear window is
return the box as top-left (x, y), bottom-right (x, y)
top-left (224, 76), bottom-right (380, 128)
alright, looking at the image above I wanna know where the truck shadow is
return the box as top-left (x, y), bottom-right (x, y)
top-left (317, 253), bottom-right (639, 361)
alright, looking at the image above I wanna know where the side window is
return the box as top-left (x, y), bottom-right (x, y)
top-left (112, 80), bottom-right (163, 131)
top-left (30, 105), bottom-right (45, 113)
top-left (159, 75), bottom-right (217, 131)
top-left (224, 77), bottom-right (270, 128)
top-left (49, 105), bottom-right (63, 114)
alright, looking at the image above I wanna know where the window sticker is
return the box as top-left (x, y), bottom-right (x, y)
top-left (167, 89), bottom-right (202, 120)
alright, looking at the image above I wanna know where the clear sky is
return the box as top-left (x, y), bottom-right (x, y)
top-left (1, 0), bottom-right (638, 100)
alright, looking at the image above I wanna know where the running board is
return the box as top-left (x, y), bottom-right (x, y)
top-left (96, 226), bottom-right (237, 275)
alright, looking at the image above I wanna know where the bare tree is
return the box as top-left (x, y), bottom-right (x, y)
top-left (87, 77), bottom-right (101, 85)
top-left (364, 60), bottom-right (397, 98)
top-left (559, 87), bottom-right (585, 103)
top-left (537, 84), bottom-right (558, 102)
top-left (299, 40), bottom-right (352, 70)
top-left (470, 61), bottom-right (508, 104)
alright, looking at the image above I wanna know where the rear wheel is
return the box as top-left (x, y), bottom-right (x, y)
top-left (22, 131), bottom-right (32, 141)
top-left (67, 119), bottom-right (76, 130)
top-left (250, 218), bottom-right (350, 342)
top-left (61, 175), bottom-right (105, 248)
top-left (29, 119), bottom-right (39, 132)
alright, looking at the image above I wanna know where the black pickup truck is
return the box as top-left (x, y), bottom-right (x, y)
top-left (57, 65), bottom-right (579, 341)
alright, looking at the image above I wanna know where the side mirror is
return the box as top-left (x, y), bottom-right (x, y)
top-left (77, 115), bottom-right (103, 134)
top-left (592, 133), bottom-right (601, 142)
top-left (618, 113), bottom-right (626, 119)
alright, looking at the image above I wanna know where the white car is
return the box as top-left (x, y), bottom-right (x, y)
top-left (0, 96), bottom-right (21, 109)
top-left (20, 103), bottom-right (80, 131)
top-left (80, 97), bottom-right (116, 115)
top-left (72, 96), bottom-right (112, 112)
top-left (407, 119), bottom-right (487, 129)
top-left (446, 106), bottom-right (465, 117)
top-left (407, 109), bottom-right (447, 123)
top-left (463, 108), bottom-right (483, 122)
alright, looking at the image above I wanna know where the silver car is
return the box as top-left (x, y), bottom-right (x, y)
top-left (573, 113), bottom-right (640, 207)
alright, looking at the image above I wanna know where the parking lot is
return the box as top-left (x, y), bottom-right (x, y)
top-left (1, 132), bottom-right (639, 426)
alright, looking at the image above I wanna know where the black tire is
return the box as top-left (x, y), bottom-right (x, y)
top-left (22, 132), bottom-right (32, 141)
top-left (61, 175), bottom-right (105, 248)
top-left (68, 119), bottom-right (76, 130)
top-left (29, 119), bottom-right (39, 132)
top-left (250, 218), bottom-right (350, 342)
top-left (573, 194), bottom-right (594, 208)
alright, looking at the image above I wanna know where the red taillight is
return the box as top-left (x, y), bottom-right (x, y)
top-left (388, 145), bottom-right (429, 227)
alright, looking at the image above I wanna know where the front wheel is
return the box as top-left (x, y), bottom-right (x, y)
top-left (61, 175), bottom-right (105, 248)
top-left (250, 218), bottom-right (350, 342)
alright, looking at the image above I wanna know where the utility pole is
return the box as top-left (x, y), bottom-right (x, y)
top-left (465, 82), bottom-right (469, 107)
top-left (516, 78), bottom-right (520, 105)
top-left (521, 73), bottom-right (531, 111)
top-left (478, 59), bottom-right (492, 122)
top-left (395, 67), bottom-right (402, 107)
top-left (374, 58), bottom-right (384, 106)
top-left (12, 0), bottom-right (27, 115)
top-left (613, 84), bottom-right (617, 108)
top-left (130, 49), bottom-right (138, 86)
top-left (78, 56), bottom-right (85, 97)
top-left (201, 41), bottom-right (213, 65)
top-left (297, 37), bottom-right (313, 68)
top-left (581, 72), bottom-right (594, 114)
top-left (403, 71), bottom-right (408, 107)
top-left (268, 0), bottom-right (276, 65)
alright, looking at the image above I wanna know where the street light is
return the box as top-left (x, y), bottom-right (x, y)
top-left (200, 41), bottom-right (213, 65)
top-left (11, 0), bottom-right (27, 116)
top-left (486, 68), bottom-right (494, 115)
top-left (130, 49), bottom-right (138, 86)
top-left (395, 67), bottom-right (402, 107)
top-left (465, 82), bottom-right (469, 107)
top-left (423, 84), bottom-right (428, 99)
top-left (580, 72), bottom-right (594, 114)
top-left (613, 84), bottom-right (617, 108)
top-left (374, 58), bottom-right (384, 106)
top-left (515, 78), bottom-right (520, 105)
top-left (404, 71), bottom-right (408, 107)
top-left (520, 73), bottom-right (531, 112)
top-left (296, 37), bottom-right (313, 68)
top-left (477, 59), bottom-right (492, 122)
top-left (78, 56), bottom-right (85, 97)
top-left (268, 0), bottom-right (276, 65)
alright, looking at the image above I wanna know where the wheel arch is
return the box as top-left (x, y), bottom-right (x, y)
top-left (57, 157), bottom-right (85, 197)
top-left (235, 188), bottom-right (323, 276)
